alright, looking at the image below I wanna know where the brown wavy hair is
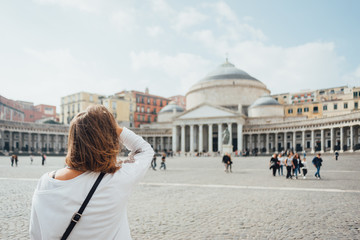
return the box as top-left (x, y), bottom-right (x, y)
top-left (65, 105), bottom-right (120, 173)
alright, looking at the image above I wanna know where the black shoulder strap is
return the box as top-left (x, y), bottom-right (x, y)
top-left (61, 172), bottom-right (105, 240)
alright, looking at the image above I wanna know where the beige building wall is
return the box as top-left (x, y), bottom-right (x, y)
top-left (102, 97), bottom-right (131, 127)
top-left (60, 92), bottom-right (104, 124)
top-left (285, 102), bottom-right (323, 119)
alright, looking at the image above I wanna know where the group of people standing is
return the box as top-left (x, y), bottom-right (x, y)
top-left (269, 151), bottom-right (323, 179)
top-left (9, 153), bottom-right (47, 166)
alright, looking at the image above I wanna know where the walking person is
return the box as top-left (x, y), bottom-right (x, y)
top-left (151, 154), bottom-right (157, 170)
top-left (293, 153), bottom-right (301, 178)
top-left (41, 153), bottom-right (46, 166)
top-left (301, 158), bottom-right (308, 179)
top-left (226, 153), bottom-right (233, 173)
top-left (15, 155), bottom-right (18, 167)
top-left (29, 105), bottom-right (154, 239)
top-left (285, 152), bottom-right (294, 179)
top-left (30, 155), bottom-right (34, 165)
top-left (312, 153), bottom-right (323, 179)
top-left (335, 151), bottom-right (339, 161)
top-left (160, 153), bottom-right (166, 170)
top-left (10, 155), bottom-right (15, 167)
top-left (277, 153), bottom-right (285, 176)
top-left (269, 153), bottom-right (279, 176)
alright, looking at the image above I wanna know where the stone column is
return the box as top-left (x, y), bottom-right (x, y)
top-left (55, 135), bottom-right (59, 154)
top-left (19, 132), bottom-right (23, 153)
top-left (37, 133), bottom-right (41, 152)
top-left (181, 125), bottom-right (185, 154)
top-left (0, 130), bottom-right (4, 150)
top-left (275, 132), bottom-right (278, 152)
top-left (172, 126), bottom-right (177, 152)
top-left (302, 130), bottom-right (305, 152)
top-left (257, 134), bottom-right (261, 152)
top-left (320, 129), bottom-right (324, 153)
top-left (249, 134), bottom-right (253, 151)
top-left (160, 136), bottom-right (164, 151)
top-left (153, 136), bottom-right (156, 151)
top-left (330, 128), bottom-right (334, 153)
top-left (218, 124), bottom-right (222, 153)
top-left (237, 124), bottom-right (243, 153)
top-left (284, 132), bottom-right (287, 151)
top-left (311, 130), bottom-right (315, 154)
top-left (190, 125), bottom-right (194, 153)
top-left (199, 124), bottom-right (203, 153)
top-left (228, 123), bottom-right (232, 146)
top-left (46, 134), bottom-right (50, 153)
top-left (208, 124), bottom-right (213, 153)
top-left (9, 131), bottom-right (13, 152)
top-left (28, 133), bottom-right (32, 153)
top-left (350, 125), bottom-right (354, 152)
top-left (292, 131), bottom-right (296, 152)
top-left (340, 127), bottom-right (344, 152)
top-left (265, 133), bottom-right (269, 154)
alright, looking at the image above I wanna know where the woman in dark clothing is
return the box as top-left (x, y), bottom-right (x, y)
top-left (269, 153), bottom-right (279, 176)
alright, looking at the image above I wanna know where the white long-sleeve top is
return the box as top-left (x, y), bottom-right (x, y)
top-left (29, 127), bottom-right (154, 240)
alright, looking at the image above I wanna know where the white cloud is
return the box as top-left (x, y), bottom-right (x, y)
top-left (150, 0), bottom-right (175, 16)
top-left (146, 26), bottom-right (163, 37)
top-left (110, 9), bottom-right (137, 31)
top-left (130, 51), bottom-right (212, 94)
top-left (173, 8), bottom-right (207, 32)
top-left (33, 0), bottom-right (102, 13)
top-left (342, 65), bottom-right (360, 87)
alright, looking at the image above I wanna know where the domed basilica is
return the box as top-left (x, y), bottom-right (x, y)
top-left (137, 60), bottom-right (360, 155)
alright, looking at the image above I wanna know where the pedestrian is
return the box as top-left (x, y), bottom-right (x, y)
top-left (277, 153), bottom-right (285, 176)
top-left (15, 155), bottom-right (18, 167)
top-left (285, 152), bottom-right (294, 179)
top-left (269, 153), bottom-right (279, 176)
top-left (41, 153), bottom-right (46, 166)
top-left (151, 154), bottom-right (157, 170)
top-left (303, 150), bottom-right (306, 159)
top-left (30, 155), bottom-right (34, 164)
top-left (301, 158), bottom-right (308, 179)
top-left (226, 153), bottom-right (233, 173)
top-left (222, 153), bottom-right (231, 173)
top-left (29, 105), bottom-right (154, 239)
top-left (10, 155), bottom-right (15, 167)
top-left (335, 151), bottom-right (339, 161)
top-left (312, 153), bottom-right (323, 179)
top-left (293, 153), bottom-right (300, 179)
top-left (160, 153), bottom-right (166, 170)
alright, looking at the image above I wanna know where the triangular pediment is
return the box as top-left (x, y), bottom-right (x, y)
top-left (177, 104), bottom-right (238, 119)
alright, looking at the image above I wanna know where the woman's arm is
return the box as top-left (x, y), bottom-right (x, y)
top-left (118, 127), bottom-right (154, 183)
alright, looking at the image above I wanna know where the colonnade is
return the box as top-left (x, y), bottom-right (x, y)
top-left (243, 124), bottom-right (360, 154)
top-left (0, 130), bottom-right (67, 154)
top-left (0, 120), bottom-right (69, 155)
top-left (143, 136), bottom-right (172, 152)
top-left (171, 122), bottom-right (243, 154)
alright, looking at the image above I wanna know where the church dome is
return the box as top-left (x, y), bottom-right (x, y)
top-left (248, 95), bottom-right (284, 118)
top-left (249, 95), bottom-right (280, 108)
top-left (186, 59), bottom-right (270, 110)
top-left (199, 59), bottom-right (259, 83)
top-left (159, 101), bottom-right (184, 114)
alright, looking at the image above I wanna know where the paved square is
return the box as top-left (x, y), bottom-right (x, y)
top-left (1, 153), bottom-right (359, 239)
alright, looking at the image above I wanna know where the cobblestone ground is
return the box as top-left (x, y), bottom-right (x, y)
top-left (1, 153), bottom-right (359, 239)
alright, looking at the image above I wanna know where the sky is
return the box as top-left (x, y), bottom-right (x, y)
top-left (1, 0), bottom-right (360, 111)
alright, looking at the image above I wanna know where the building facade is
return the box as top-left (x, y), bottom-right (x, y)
top-left (0, 120), bottom-right (68, 155)
top-left (60, 92), bottom-right (105, 124)
top-left (116, 89), bottom-right (170, 128)
top-left (135, 60), bottom-right (360, 155)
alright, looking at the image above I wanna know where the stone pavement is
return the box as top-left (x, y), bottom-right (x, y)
top-left (0, 153), bottom-right (359, 239)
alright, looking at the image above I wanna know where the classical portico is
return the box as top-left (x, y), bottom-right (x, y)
top-left (171, 104), bottom-right (245, 155)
